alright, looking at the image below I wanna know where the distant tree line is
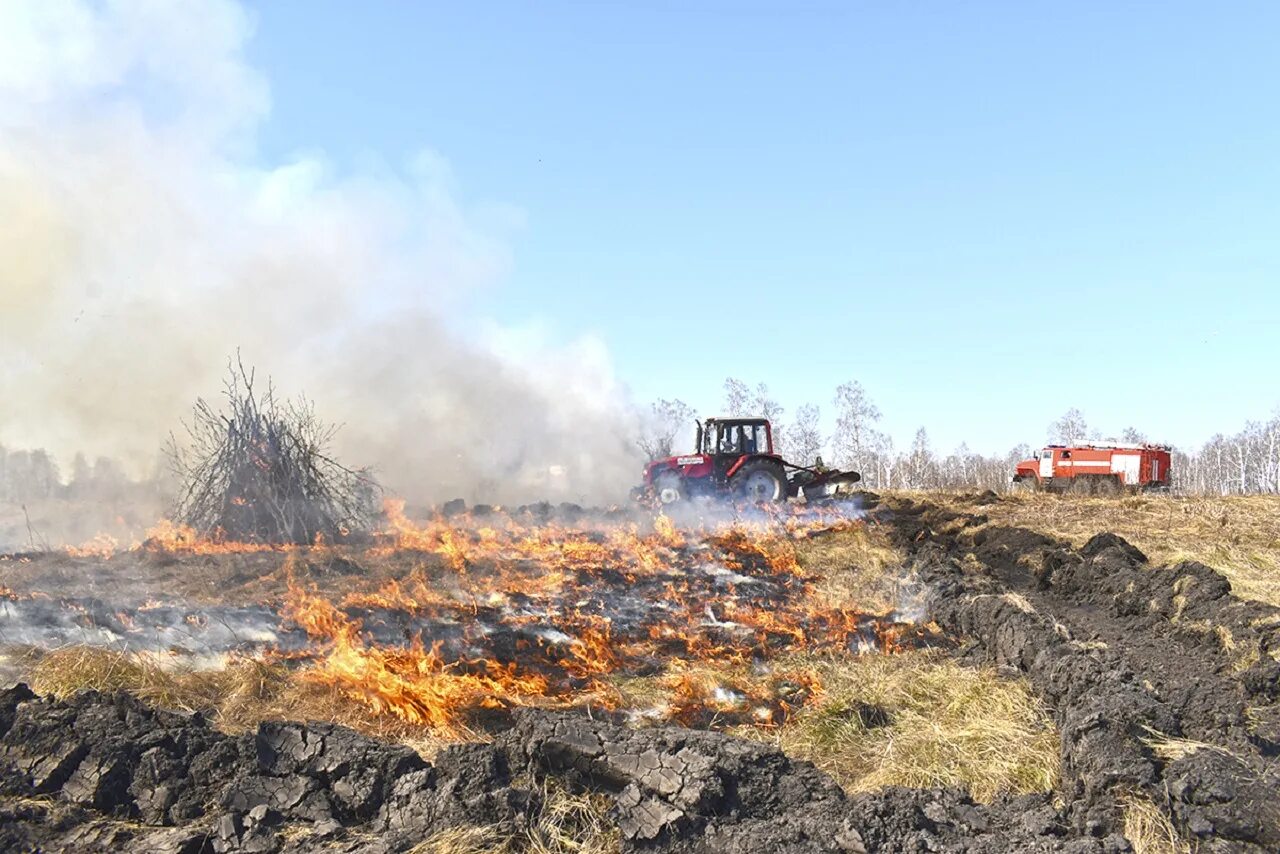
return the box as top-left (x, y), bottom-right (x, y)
top-left (0, 445), bottom-right (160, 505)
top-left (637, 381), bottom-right (1280, 496)
top-left (1175, 417), bottom-right (1280, 495)
top-left (7, 391), bottom-right (1279, 503)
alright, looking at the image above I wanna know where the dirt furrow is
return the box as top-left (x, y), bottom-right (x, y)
top-left (878, 494), bottom-right (1280, 851)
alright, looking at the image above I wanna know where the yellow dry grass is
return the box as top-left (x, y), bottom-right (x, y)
top-left (23, 645), bottom-right (276, 714)
top-left (793, 521), bottom-right (909, 614)
top-left (963, 493), bottom-right (1280, 607)
top-left (748, 650), bottom-right (1060, 802)
top-left (408, 780), bottom-right (620, 854)
top-left (1139, 726), bottom-right (1238, 764)
top-left (1121, 791), bottom-right (1194, 854)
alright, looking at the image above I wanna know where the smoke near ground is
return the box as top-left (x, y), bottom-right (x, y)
top-left (0, 0), bottom-right (640, 507)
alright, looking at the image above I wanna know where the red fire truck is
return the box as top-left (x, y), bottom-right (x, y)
top-left (1013, 443), bottom-right (1172, 493)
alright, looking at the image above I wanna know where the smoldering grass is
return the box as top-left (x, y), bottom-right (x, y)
top-left (25, 646), bottom-right (230, 712)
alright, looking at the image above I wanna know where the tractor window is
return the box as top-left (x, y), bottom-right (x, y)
top-left (1062, 451), bottom-right (1071, 459)
top-left (742, 428), bottom-right (758, 454)
top-left (719, 426), bottom-right (741, 454)
top-left (753, 425), bottom-right (770, 454)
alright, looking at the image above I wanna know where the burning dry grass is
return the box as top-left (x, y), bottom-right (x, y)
top-left (16, 646), bottom-right (454, 751)
top-left (603, 649), bottom-right (1060, 803)
top-left (962, 493), bottom-right (1280, 607)
top-left (13, 643), bottom-right (1060, 807)
top-left (17, 644), bottom-right (619, 851)
top-left (603, 657), bottom-right (820, 729)
top-left (749, 650), bottom-right (1060, 802)
top-left (262, 510), bottom-right (936, 737)
top-left (5, 501), bottom-right (1059, 818)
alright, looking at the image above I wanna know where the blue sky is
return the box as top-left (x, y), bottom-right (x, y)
top-left (246, 2), bottom-right (1278, 454)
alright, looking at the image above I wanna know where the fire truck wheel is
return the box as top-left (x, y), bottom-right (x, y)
top-left (732, 460), bottom-right (787, 503)
top-left (654, 471), bottom-right (685, 504)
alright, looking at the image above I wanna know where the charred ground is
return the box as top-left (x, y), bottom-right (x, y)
top-left (0, 493), bottom-right (1277, 852)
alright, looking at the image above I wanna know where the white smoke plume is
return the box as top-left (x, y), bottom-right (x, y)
top-left (0, 0), bottom-right (642, 506)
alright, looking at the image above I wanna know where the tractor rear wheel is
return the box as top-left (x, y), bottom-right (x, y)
top-left (732, 460), bottom-right (787, 503)
top-left (654, 471), bottom-right (685, 505)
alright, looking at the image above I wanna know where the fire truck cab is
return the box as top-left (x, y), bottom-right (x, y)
top-left (1014, 443), bottom-right (1171, 493)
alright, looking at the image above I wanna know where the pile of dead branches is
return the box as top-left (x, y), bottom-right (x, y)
top-left (167, 358), bottom-right (378, 544)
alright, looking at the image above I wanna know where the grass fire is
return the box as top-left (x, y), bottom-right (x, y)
top-left (5, 482), bottom-right (1280, 852)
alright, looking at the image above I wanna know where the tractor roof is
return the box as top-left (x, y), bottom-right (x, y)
top-left (705, 416), bottom-right (770, 426)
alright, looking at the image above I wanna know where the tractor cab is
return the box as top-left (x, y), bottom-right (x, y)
top-left (641, 417), bottom-right (789, 504)
top-left (697, 418), bottom-right (775, 457)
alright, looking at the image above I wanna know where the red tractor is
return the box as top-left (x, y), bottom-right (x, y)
top-left (1013, 443), bottom-right (1172, 493)
top-left (639, 417), bottom-right (860, 504)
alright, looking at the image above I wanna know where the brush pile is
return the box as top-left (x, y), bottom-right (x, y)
top-left (167, 359), bottom-right (377, 545)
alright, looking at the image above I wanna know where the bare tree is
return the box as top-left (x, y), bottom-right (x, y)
top-left (0, 448), bottom-right (60, 502)
top-left (942, 442), bottom-right (975, 487)
top-left (1049, 408), bottom-right (1090, 444)
top-left (790, 404), bottom-right (824, 465)
top-left (1262, 412), bottom-right (1280, 493)
top-left (906, 427), bottom-right (934, 488)
top-left (1120, 427), bottom-right (1148, 444)
top-left (69, 453), bottom-right (92, 499)
top-left (831, 381), bottom-right (881, 475)
top-left (722, 378), bottom-right (751, 416)
top-left (721, 378), bottom-right (787, 451)
top-left (868, 430), bottom-right (895, 488)
top-left (637, 398), bottom-right (696, 461)
top-left (752, 383), bottom-right (786, 453)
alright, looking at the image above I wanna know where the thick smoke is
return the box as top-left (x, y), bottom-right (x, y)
top-left (0, 0), bottom-right (641, 506)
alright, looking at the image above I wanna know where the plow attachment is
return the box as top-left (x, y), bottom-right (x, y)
top-left (787, 465), bottom-right (862, 501)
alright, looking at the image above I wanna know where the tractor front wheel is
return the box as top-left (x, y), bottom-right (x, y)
top-left (654, 471), bottom-right (685, 505)
top-left (732, 460), bottom-right (787, 503)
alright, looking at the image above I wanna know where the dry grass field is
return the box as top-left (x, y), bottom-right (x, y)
top-left (966, 492), bottom-right (1280, 606)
